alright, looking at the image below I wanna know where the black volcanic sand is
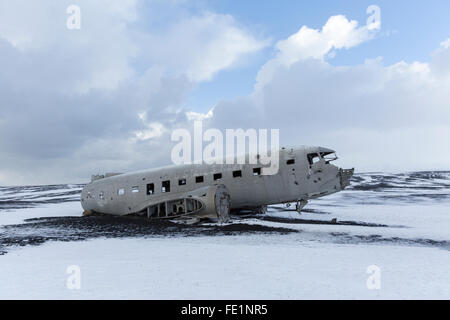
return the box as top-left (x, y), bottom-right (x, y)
top-left (258, 215), bottom-right (389, 227)
top-left (329, 232), bottom-right (450, 251)
top-left (0, 215), bottom-right (298, 255)
top-left (2, 211), bottom-right (446, 255)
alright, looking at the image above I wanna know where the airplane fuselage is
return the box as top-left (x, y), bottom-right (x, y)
top-left (81, 146), bottom-right (353, 220)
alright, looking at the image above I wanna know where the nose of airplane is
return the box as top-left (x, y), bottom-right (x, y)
top-left (339, 168), bottom-right (354, 189)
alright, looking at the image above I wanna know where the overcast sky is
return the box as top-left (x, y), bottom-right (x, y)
top-left (0, 0), bottom-right (449, 185)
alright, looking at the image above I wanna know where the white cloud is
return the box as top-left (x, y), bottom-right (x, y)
top-left (0, 0), bottom-right (139, 93)
top-left (137, 11), bottom-right (269, 82)
top-left (186, 108), bottom-right (214, 122)
top-left (431, 38), bottom-right (450, 78)
top-left (441, 38), bottom-right (450, 49)
top-left (183, 12), bottom-right (269, 81)
top-left (133, 113), bottom-right (166, 141)
top-left (256, 15), bottom-right (376, 87)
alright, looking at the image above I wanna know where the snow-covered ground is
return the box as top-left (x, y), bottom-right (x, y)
top-left (0, 172), bottom-right (449, 299)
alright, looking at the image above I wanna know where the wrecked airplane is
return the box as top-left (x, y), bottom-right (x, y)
top-left (81, 146), bottom-right (354, 223)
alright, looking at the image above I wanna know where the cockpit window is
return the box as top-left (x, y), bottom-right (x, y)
top-left (320, 152), bottom-right (338, 163)
top-left (308, 152), bottom-right (338, 165)
top-left (307, 153), bottom-right (320, 165)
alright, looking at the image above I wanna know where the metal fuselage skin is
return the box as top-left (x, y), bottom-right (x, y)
top-left (81, 146), bottom-right (351, 216)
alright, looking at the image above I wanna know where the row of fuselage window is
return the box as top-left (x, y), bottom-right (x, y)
top-left (91, 159), bottom-right (297, 200)
top-left (117, 167), bottom-right (265, 196)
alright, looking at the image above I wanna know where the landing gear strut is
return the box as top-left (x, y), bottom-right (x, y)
top-left (296, 200), bottom-right (308, 214)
